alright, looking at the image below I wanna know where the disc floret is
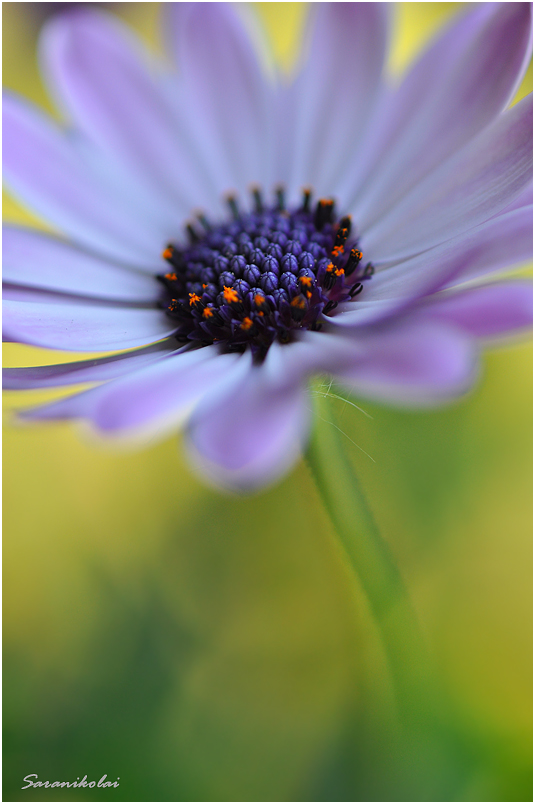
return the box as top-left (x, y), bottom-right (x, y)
top-left (158, 188), bottom-right (373, 361)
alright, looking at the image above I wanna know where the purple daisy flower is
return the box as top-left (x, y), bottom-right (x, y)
top-left (3, 2), bottom-right (532, 492)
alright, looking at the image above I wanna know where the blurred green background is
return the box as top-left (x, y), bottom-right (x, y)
top-left (3, 3), bottom-right (532, 801)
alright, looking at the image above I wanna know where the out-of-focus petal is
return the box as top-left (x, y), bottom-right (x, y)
top-left (445, 205), bottom-right (533, 286)
top-left (3, 227), bottom-right (160, 302)
top-left (333, 320), bottom-right (478, 406)
top-left (419, 281), bottom-right (533, 338)
top-left (3, 340), bottom-right (181, 390)
top-left (3, 93), bottom-right (167, 269)
top-left (185, 343), bottom-right (310, 492)
top-left (39, 8), bottom-right (215, 211)
top-left (281, 2), bottom-right (389, 199)
top-left (362, 93), bottom-right (533, 262)
top-left (167, 2), bottom-right (273, 194)
top-left (495, 182), bottom-right (532, 216)
top-left (18, 346), bottom-right (243, 444)
top-left (328, 206), bottom-right (532, 330)
top-left (350, 2), bottom-right (533, 227)
top-left (3, 299), bottom-right (175, 352)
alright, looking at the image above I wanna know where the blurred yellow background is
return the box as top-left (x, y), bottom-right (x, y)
top-left (3, 3), bottom-right (532, 801)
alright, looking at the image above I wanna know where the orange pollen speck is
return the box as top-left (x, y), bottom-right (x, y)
top-left (223, 286), bottom-right (239, 303)
top-left (165, 272), bottom-right (177, 281)
top-left (241, 317), bottom-right (254, 331)
top-left (189, 293), bottom-right (201, 306)
top-left (352, 249), bottom-right (363, 260)
top-left (254, 293), bottom-right (265, 307)
top-left (331, 245), bottom-right (344, 257)
top-left (299, 276), bottom-right (312, 288)
top-left (202, 307), bottom-right (214, 318)
top-left (335, 268), bottom-right (345, 276)
top-left (291, 296), bottom-right (306, 309)
top-left (326, 262), bottom-right (335, 273)
top-left (162, 247), bottom-right (173, 260)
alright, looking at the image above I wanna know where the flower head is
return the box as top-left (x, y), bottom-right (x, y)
top-left (3, 2), bottom-right (532, 491)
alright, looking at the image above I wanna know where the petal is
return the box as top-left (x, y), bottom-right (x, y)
top-left (362, 93), bottom-right (533, 262)
top-left (3, 227), bottom-right (159, 302)
top-left (3, 340), bottom-right (181, 390)
top-left (420, 281), bottom-right (533, 339)
top-left (495, 181), bottom-right (532, 216)
top-left (350, 2), bottom-right (533, 227)
top-left (282, 3), bottom-right (389, 198)
top-left (39, 8), bottom-right (214, 212)
top-left (333, 320), bottom-right (478, 406)
top-left (3, 286), bottom-right (85, 304)
top-left (328, 207), bottom-right (533, 330)
top-left (185, 343), bottom-right (311, 492)
top-left (166, 3), bottom-right (273, 194)
top-left (3, 93), bottom-right (167, 269)
top-left (445, 205), bottom-right (533, 287)
top-left (19, 346), bottom-right (243, 444)
top-left (3, 299), bottom-right (176, 351)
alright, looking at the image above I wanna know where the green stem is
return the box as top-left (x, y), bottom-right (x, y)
top-left (306, 391), bottom-right (435, 728)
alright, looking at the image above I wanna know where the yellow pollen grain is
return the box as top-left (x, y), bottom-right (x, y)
top-left (223, 286), bottom-right (239, 303)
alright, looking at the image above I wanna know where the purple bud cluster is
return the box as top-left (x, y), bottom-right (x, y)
top-left (158, 192), bottom-right (369, 361)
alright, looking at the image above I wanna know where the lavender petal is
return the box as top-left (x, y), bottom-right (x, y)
top-left (351, 3), bottom-right (532, 228)
top-left (185, 343), bottom-right (310, 492)
top-left (3, 299), bottom-right (176, 351)
top-left (362, 93), bottom-right (533, 262)
top-left (3, 227), bottom-right (160, 301)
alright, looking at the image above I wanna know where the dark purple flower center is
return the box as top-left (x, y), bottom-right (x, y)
top-left (157, 187), bottom-right (373, 361)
